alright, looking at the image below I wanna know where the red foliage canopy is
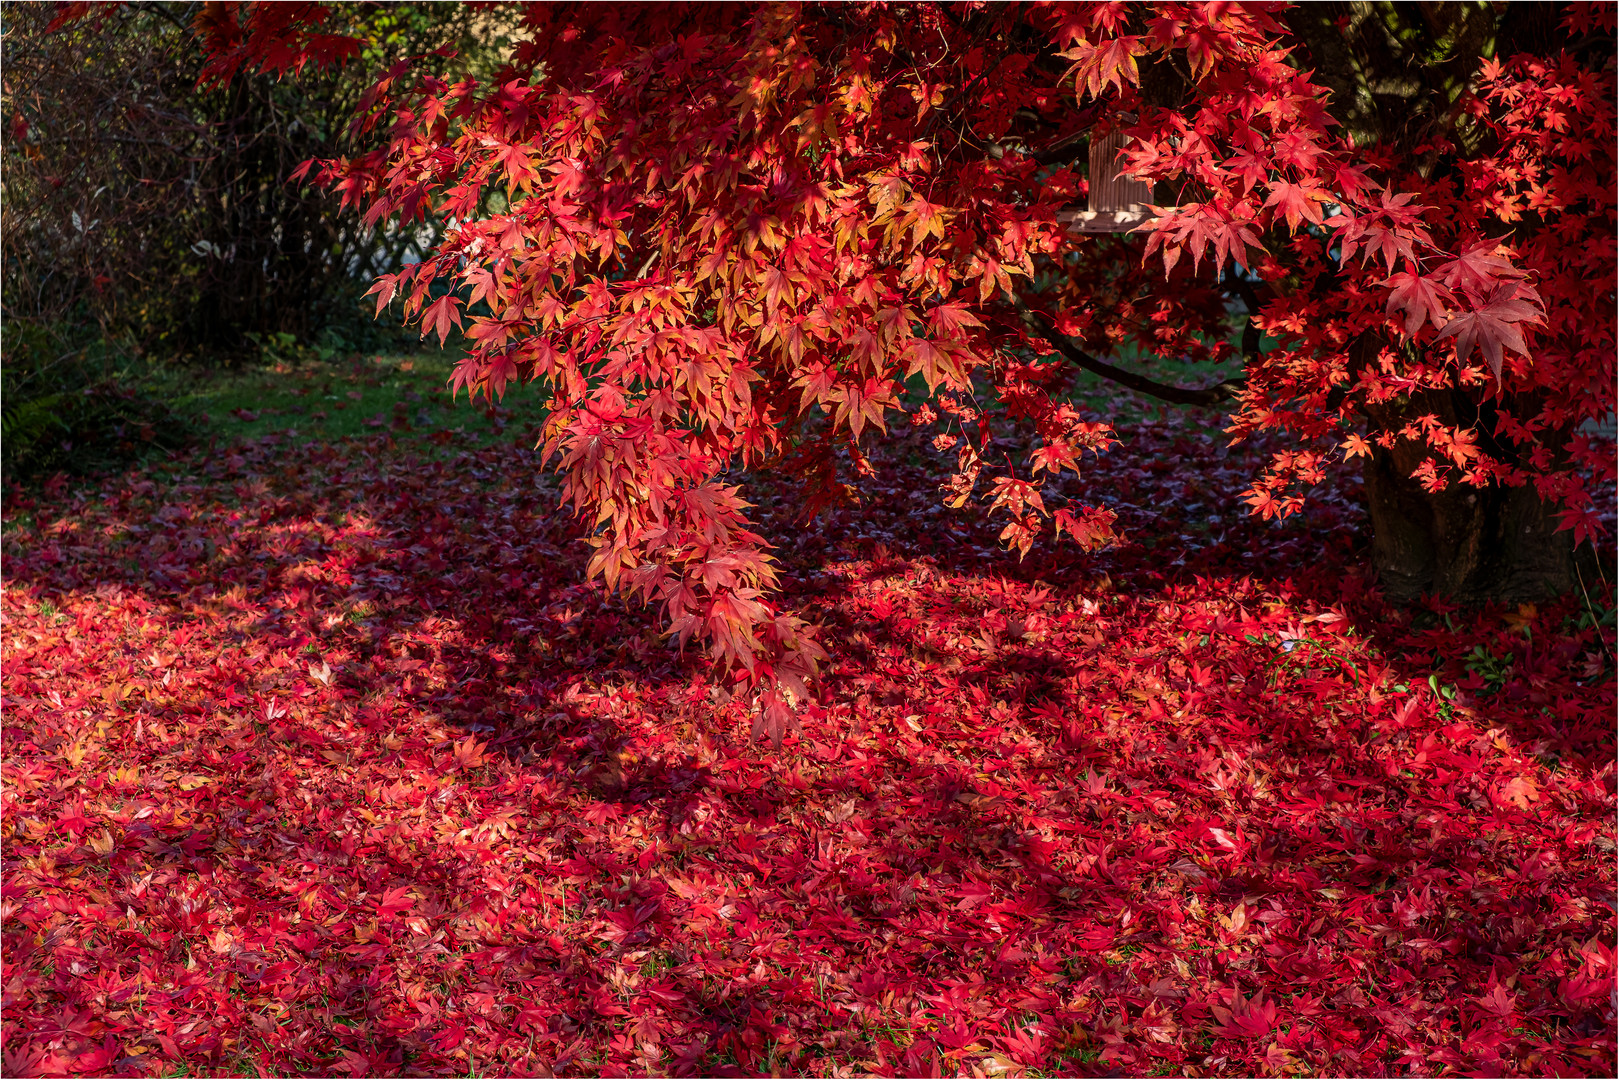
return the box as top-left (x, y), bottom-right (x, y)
top-left (203, 1), bottom-right (1616, 689)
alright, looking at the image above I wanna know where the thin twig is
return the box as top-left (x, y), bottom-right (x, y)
top-left (1574, 551), bottom-right (1614, 666)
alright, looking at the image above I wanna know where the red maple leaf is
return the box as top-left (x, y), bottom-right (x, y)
top-left (1437, 240), bottom-right (1526, 294)
top-left (1262, 180), bottom-right (1330, 232)
top-left (1210, 990), bottom-right (1278, 1039)
top-left (1436, 282), bottom-right (1543, 378)
top-left (1383, 271), bottom-right (1455, 335)
top-left (421, 292), bottom-right (464, 347)
top-left (1061, 35), bottom-right (1148, 98)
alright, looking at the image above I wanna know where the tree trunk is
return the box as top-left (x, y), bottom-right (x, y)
top-left (1363, 447), bottom-right (1586, 604)
top-left (1361, 392), bottom-right (1594, 605)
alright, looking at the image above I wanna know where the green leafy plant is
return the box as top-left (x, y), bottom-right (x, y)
top-left (1464, 643), bottom-right (1515, 693)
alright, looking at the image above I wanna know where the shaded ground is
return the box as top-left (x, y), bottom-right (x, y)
top-left (2, 389), bottom-right (1614, 1077)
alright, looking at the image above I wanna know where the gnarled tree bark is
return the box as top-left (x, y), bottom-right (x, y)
top-left (1362, 409), bottom-right (1589, 604)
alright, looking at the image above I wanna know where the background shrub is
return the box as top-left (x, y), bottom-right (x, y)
top-left (0, 2), bottom-right (517, 484)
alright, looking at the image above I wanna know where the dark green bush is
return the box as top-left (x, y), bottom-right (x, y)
top-left (1, 325), bottom-right (197, 486)
top-left (2, 3), bottom-right (514, 366)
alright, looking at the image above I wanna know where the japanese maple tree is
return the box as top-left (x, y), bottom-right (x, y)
top-left (196, 1), bottom-right (1615, 694)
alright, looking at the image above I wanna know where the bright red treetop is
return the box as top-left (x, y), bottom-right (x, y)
top-left (201, 1), bottom-right (1616, 700)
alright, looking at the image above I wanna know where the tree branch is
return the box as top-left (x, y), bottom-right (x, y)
top-left (1026, 315), bottom-right (1245, 408)
top-left (1223, 274), bottom-right (1265, 363)
top-left (1030, 128), bottom-right (1088, 166)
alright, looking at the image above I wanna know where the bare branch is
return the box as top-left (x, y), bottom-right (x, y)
top-left (1223, 275), bottom-right (1265, 362)
top-left (1025, 313), bottom-right (1245, 408)
top-left (1030, 128), bottom-right (1088, 166)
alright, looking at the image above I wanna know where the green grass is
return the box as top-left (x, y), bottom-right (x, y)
top-left (11, 327), bottom-right (1256, 499)
top-left (179, 349), bottom-right (534, 452)
top-left (1, 345), bottom-right (541, 503)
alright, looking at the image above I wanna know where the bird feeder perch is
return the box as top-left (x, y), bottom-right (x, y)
top-left (1060, 126), bottom-right (1155, 234)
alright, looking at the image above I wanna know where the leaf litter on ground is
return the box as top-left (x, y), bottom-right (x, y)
top-left (2, 397), bottom-right (1614, 1078)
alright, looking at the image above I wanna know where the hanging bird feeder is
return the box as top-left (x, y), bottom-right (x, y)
top-left (1059, 126), bottom-right (1155, 234)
